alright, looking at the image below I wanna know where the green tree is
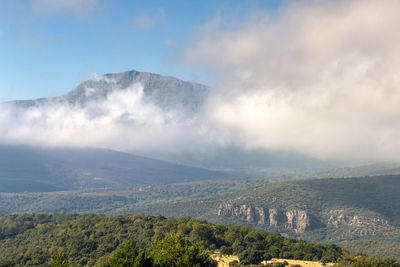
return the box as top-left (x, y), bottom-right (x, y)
top-left (149, 232), bottom-right (211, 267)
top-left (105, 241), bottom-right (151, 267)
top-left (238, 248), bottom-right (264, 265)
top-left (50, 252), bottom-right (70, 267)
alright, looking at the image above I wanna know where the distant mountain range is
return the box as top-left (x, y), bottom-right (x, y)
top-left (9, 70), bottom-right (209, 113)
top-left (0, 146), bottom-right (229, 192)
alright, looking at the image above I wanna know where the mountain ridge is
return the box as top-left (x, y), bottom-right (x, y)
top-left (7, 70), bottom-right (209, 115)
top-left (0, 145), bottom-right (230, 192)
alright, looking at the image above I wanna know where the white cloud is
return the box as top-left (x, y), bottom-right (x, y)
top-left (132, 8), bottom-right (165, 30)
top-left (183, 0), bottom-right (400, 161)
top-left (0, 81), bottom-right (219, 155)
top-left (31, 0), bottom-right (99, 17)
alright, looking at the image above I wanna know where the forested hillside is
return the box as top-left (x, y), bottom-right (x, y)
top-left (2, 175), bottom-right (400, 261)
top-left (121, 175), bottom-right (400, 260)
top-left (0, 213), bottom-right (393, 267)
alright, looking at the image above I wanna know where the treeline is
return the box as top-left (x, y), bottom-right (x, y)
top-left (0, 213), bottom-right (397, 266)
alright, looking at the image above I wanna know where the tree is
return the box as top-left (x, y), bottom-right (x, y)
top-left (50, 252), bottom-right (70, 267)
top-left (149, 232), bottom-right (211, 267)
top-left (238, 248), bottom-right (264, 265)
top-left (105, 241), bottom-right (151, 267)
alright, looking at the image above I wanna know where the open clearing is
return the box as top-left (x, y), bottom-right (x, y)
top-left (211, 252), bottom-right (333, 267)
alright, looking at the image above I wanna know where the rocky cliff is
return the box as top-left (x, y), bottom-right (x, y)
top-left (326, 210), bottom-right (399, 236)
top-left (216, 204), bottom-right (315, 233)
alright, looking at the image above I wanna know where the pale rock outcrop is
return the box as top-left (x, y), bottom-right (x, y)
top-left (217, 204), bottom-right (314, 233)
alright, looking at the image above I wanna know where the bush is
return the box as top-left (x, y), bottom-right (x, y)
top-left (238, 249), bottom-right (264, 265)
top-left (149, 232), bottom-right (211, 267)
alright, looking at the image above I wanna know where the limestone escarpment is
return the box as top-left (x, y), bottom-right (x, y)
top-left (286, 210), bottom-right (312, 234)
top-left (326, 210), bottom-right (399, 236)
top-left (216, 204), bottom-right (316, 233)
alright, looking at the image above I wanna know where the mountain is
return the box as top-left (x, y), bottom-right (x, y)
top-left (0, 145), bottom-right (229, 192)
top-left (3, 69), bottom-right (335, 177)
top-left (9, 70), bottom-right (208, 115)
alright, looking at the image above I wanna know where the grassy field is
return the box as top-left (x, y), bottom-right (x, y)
top-left (210, 252), bottom-right (333, 267)
top-left (265, 258), bottom-right (334, 267)
top-left (210, 252), bottom-right (239, 267)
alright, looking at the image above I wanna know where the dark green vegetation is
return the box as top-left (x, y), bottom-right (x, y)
top-left (103, 233), bottom-right (210, 267)
top-left (50, 252), bottom-right (70, 267)
top-left (0, 213), bottom-right (352, 266)
top-left (97, 175), bottom-right (400, 240)
top-left (2, 174), bottom-right (400, 261)
top-left (0, 146), bottom-right (231, 192)
top-left (104, 175), bottom-right (400, 261)
top-left (193, 175), bottom-right (400, 261)
top-left (340, 240), bottom-right (400, 262)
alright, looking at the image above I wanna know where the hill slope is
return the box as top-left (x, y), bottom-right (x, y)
top-left (0, 146), bottom-right (229, 192)
top-left (0, 213), bottom-right (350, 266)
top-left (128, 175), bottom-right (400, 250)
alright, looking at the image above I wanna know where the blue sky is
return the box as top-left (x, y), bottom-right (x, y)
top-left (0, 0), bottom-right (282, 101)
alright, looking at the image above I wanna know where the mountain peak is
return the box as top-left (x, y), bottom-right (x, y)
top-left (8, 69), bottom-right (210, 114)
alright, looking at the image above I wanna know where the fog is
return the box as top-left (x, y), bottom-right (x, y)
top-left (0, 83), bottom-right (222, 155)
top-left (183, 0), bottom-right (400, 161)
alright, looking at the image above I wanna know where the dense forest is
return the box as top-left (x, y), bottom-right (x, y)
top-left (0, 213), bottom-right (398, 266)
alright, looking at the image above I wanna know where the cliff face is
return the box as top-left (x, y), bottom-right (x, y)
top-left (286, 210), bottom-right (312, 234)
top-left (216, 204), bottom-right (315, 233)
top-left (326, 210), bottom-right (398, 236)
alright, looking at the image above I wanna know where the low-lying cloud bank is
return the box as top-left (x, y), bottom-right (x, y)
top-left (0, 83), bottom-right (224, 154)
top-left (2, 0), bottom-right (400, 162)
top-left (183, 0), bottom-right (400, 161)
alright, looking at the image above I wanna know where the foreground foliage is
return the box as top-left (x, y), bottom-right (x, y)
top-left (0, 213), bottom-right (397, 266)
top-left (149, 232), bottom-right (211, 267)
